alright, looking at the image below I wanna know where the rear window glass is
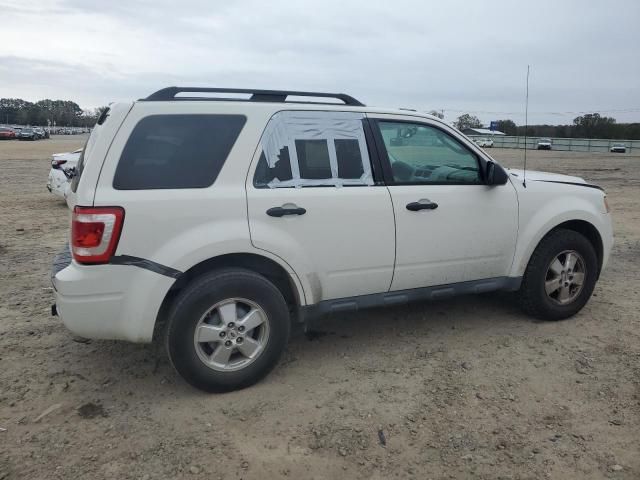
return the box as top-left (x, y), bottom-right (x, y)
top-left (113, 114), bottom-right (246, 190)
top-left (253, 149), bottom-right (293, 187)
top-left (335, 139), bottom-right (364, 179)
top-left (295, 139), bottom-right (331, 179)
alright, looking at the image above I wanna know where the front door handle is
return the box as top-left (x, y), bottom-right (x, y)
top-left (406, 201), bottom-right (438, 211)
top-left (266, 206), bottom-right (307, 217)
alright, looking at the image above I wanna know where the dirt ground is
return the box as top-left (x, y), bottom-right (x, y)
top-left (1, 137), bottom-right (639, 480)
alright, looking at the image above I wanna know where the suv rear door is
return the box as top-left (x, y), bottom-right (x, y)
top-left (246, 110), bottom-right (395, 303)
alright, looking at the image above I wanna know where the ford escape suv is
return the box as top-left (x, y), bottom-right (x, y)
top-left (52, 87), bottom-right (613, 392)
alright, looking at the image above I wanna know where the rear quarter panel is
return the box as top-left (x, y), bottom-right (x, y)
top-left (71, 102), bottom-right (134, 208)
top-left (92, 102), bottom-right (308, 307)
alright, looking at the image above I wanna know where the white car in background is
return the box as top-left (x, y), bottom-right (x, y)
top-left (474, 137), bottom-right (494, 148)
top-left (537, 138), bottom-right (552, 150)
top-left (610, 143), bottom-right (626, 153)
top-left (47, 149), bottom-right (82, 199)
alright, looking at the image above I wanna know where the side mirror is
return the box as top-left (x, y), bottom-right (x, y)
top-left (486, 161), bottom-right (509, 186)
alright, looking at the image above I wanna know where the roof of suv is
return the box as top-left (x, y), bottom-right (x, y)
top-left (135, 86), bottom-right (442, 121)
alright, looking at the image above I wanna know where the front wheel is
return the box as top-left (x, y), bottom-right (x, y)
top-left (517, 229), bottom-right (598, 320)
top-left (165, 268), bottom-right (290, 392)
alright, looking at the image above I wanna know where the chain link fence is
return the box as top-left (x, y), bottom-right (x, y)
top-left (468, 135), bottom-right (638, 153)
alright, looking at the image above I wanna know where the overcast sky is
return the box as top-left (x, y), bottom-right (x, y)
top-left (1, 0), bottom-right (639, 125)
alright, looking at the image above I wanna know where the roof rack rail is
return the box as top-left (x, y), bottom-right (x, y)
top-left (143, 87), bottom-right (365, 106)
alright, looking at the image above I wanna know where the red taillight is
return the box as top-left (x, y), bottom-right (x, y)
top-left (52, 159), bottom-right (67, 168)
top-left (71, 206), bottom-right (124, 264)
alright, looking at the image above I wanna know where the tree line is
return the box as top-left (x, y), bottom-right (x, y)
top-left (0, 98), bottom-right (108, 127)
top-left (4, 97), bottom-right (639, 139)
top-left (452, 113), bottom-right (640, 140)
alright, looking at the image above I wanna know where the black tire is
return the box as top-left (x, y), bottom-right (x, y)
top-left (518, 229), bottom-right (598, 320)
top-left (165, 268), bottom-right (290, 392)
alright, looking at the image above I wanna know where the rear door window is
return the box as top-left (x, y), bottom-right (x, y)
top-left (253, 111), bottom-right (373, 188)
top-left (113, 114), bottom-right (246, 190)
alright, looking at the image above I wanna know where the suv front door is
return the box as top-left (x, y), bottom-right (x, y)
top-left (369, 115), bottom-right (518, 291)
top-left (246, 110), bottom-right (395, 302)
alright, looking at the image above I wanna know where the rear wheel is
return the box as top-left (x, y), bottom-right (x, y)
top-left (166, 268), bottom-right (290, 392)
top-left (518, 229), bottom-right (598, 320)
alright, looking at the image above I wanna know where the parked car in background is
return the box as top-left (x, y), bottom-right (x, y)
top-left (0, 127), bottom-right (16, 140)
top-left (537, 138), bottom-right (552, 150)
top-left (18, 127), bottom-right (38, 140)
top-left (474, 137), bottom-right (494, 148)
top-left (610, 143), bottom-right (626, 153)
top-left (47, 149), bottom-right (82, 199)
top-left (34, 127), bottom-right (47, 139)
top-left (51, 87), bottom-right (613, 393)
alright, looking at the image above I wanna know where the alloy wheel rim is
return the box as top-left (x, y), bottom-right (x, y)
top-left (193, 298), bottom-right (270, 372)
top-left (544, 250), bottom-right (587, 305)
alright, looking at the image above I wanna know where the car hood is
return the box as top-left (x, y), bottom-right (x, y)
top-left (506, 168), bottom-right (586, 184)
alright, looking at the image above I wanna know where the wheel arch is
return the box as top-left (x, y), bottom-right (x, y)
top-left (153, 253), bottom-right (303, 341)
top-left (518, 219), bottom-right (604, 280)
top-left (548, 220), bottom-right (603, 277)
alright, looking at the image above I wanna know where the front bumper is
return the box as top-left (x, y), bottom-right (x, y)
top-left (51, 246), bottom-right (175, 343)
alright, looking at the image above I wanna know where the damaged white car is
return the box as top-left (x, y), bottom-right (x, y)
top-left (47, 149), bottom-right (82, 199)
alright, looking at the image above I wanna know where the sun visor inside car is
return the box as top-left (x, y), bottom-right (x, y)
top-left (261, 111), bottom-right (373, 188)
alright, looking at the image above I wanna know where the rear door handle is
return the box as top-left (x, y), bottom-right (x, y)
top-left (266, 206), bottom-right (307, 217)
top-left (406, 201), bottom-right (438, 211)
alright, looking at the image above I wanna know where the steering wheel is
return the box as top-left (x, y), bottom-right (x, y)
top-left (390, 160), bottom-right (415, 182)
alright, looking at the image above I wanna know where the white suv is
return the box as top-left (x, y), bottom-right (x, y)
top-left (52, 87), bottom-right (613, 392)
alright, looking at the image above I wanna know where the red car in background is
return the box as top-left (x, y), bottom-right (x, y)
top-left (0, 127), bottom-right (16, 139)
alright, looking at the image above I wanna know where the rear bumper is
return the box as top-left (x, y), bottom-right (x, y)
top-left (52, 246), bottom-right (175, 342)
